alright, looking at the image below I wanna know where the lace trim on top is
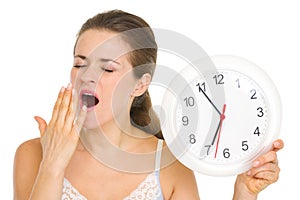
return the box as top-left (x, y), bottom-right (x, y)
top-left (62, 171), bottom-right (163, 200)
top-left (123, 171), bottom-right (162, 200)
top-left (62, 178), bottom-right (87, 200)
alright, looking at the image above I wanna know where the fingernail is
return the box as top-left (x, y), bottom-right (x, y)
top-left (72, 89), bottom-right (76, 96)
top-left (253, 160), bottom-right (260, 167)
top-left (274, 141), bottom-right (281, 148)
top-left (60, 86), bottom-right (65, 93)
top-left (67, 83), bottom-right (72, 90)
top-left (73, 117), bottom-right (78, 125)
top-left (247, 170), bottom-right (251, 176)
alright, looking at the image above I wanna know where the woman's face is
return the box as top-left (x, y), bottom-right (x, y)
top-left (71, 29), bottom-right (137, 129)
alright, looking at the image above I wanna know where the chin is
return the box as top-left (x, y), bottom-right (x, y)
top-left (82, 111), bottom-right (101, 130)
top-left (82, 121), bottom-right (99, 130)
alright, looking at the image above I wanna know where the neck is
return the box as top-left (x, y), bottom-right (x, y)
top-left (101, 120), bottom-right (134, 150)
top-left (82, 118), bottom-right (152, 152)
top-left (79, 124), bottom-right (159, 173)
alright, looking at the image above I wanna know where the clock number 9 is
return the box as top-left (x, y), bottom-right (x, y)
top-left (182, 116), bottom-right (189, 126)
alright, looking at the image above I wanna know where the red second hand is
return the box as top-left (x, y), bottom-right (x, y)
top-left (214, 104), bottom-right (227, 158)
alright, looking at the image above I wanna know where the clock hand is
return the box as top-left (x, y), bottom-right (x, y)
top-left (198, 86), bottom-right (221, 115)
top-left (199, 105), bottom-right (225, 158)
top-left (202, 120), bottom-right (221, 156)
top-left (211, 120), bottom-right (221, 146)
top-left (214, 104), bottom-right (226, 158)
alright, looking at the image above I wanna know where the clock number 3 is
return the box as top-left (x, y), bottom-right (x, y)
top-left (257, 107), bottom-right (264, 117)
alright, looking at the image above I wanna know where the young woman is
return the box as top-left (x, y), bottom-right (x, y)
top-left (13, 9), bottom-right (283, 200)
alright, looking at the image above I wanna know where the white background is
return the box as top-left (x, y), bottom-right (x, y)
top-left (0, 0), bottom-right (299, 199)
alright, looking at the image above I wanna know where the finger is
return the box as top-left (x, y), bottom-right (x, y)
top-left (64, 88), bottom-right (79, 131)
top-left (48, 86), bottom-right (65, 127)
top-left (252, 150), bottom-right (277, 168)
top-left (272, 139), bottom-right (284, 152)
top-left (72, 105), bottom-right (87, 136)
top-left (253, 168), bottom-right (280, 183)
top-left (34, 116), bottom-right (47, 136)
top-left (250, 162), bottom-right (278, 177)
top-left (250, 139), bottom-right (283, 169)
top-left (56, 83), bottom-right (73, 129)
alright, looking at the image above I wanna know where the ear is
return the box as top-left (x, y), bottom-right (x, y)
top-left (131, 73), bottom-right (151, 97)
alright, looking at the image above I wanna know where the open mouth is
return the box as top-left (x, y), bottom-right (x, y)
top-left (80, 90), bottom-right (100, 109)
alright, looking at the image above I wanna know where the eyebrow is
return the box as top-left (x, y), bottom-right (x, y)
top-left (99, 58), bottom-right (121, 65)
top-left (74, 55), bottom-right (86, 60)
top-left (74, 55), bottom-right (120, 65)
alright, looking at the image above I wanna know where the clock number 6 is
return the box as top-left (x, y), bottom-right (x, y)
top-left (223, 148), bottom-right (230, 158)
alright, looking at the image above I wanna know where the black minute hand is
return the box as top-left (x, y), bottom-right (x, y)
top-left (198, 86), bottom-right (221, 115)
top-left (211, 120), bottom-right (221, 146)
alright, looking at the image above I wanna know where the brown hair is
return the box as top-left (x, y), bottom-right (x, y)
top-left (75, 9), bottom-right (163, 139)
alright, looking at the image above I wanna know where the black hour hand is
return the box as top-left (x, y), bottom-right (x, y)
top-left (198, 86), bottom-right (221, 115)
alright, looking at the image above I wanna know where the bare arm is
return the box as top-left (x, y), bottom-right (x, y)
top-left (28, 160), bottom-right (66, 200)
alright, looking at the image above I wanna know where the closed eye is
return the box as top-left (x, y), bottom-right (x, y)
top-left (73, 65), bottom-right (87, 68)
top-left (102, 68), bottom-right (114, 73)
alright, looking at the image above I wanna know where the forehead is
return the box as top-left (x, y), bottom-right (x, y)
top-left (75, 29), bottom-right (131, 61)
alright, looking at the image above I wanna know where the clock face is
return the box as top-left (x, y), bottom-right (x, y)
top-left (180, 70), bottom-right (268, 164)
top-left (161, 55), bottom-right (281, 176)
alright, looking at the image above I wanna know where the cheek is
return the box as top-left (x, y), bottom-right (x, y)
top-left (110, 78), bottom-right (136, 110)
top-left (70, 68), bottom-right (80, 87)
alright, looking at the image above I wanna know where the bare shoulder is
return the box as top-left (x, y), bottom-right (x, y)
top-left (160, 142), bottom-right (200, 199)
top-left (14, 138), bottom-right (42, 199)
top-left (160, 141), bottom-right (193, 176)
top-left (15, 138), bottom-right (42, 163)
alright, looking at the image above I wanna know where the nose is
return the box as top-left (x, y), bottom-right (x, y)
top-left (79, 65), bottom-right (100, 84)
